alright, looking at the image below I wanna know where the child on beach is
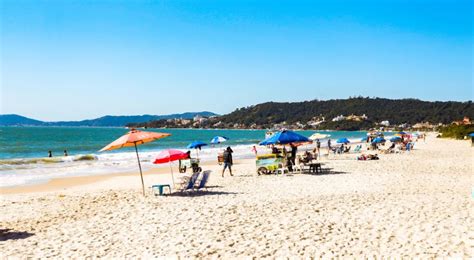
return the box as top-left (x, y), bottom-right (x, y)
top-left (252, 145), bottom-right (257, 156)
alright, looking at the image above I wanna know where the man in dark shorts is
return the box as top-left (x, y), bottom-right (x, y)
top-left (222, 146), bottom-right (234, 177)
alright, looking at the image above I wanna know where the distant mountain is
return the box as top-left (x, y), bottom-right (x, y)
top-left (0, 114), bottom-right (45, 126)
top-left (0, 112), bottom-right (218, 127)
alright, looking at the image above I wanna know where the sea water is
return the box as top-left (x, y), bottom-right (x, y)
top-left (0, 127), bottom-right (368, 187)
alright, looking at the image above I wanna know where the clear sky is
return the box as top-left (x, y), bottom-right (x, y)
top-left (1, 0), bottom-right (472, 121)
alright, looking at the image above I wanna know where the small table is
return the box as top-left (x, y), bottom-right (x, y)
top-left (307, 162), bottom-right (322, 174)
top-left (151, 184), bottom-right (171, 196)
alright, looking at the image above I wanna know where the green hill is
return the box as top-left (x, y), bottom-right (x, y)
top-left (218, 97), bottom-right (473, 129)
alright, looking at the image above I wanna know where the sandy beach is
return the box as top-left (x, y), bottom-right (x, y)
top-left (1, 134), bottom-right (472, 258)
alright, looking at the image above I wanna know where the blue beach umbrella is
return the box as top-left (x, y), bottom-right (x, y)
top-left (187, 141), bottom-right (207, 159)
top-left (210, 136), bottom-right (229, 144)
top-left (390, 136), bottom-right (402, 142)
top-left (336, 138), bottom-right (350, 144)
top-left (259, 130), bottom-right (310, 146)
top-left (372, 137), bottom-right (386, 143)
top-left (398, 131), bottom-right (407, 135)
top-left (469, 133), bottom-right (474, 137)
top-left (187, 141), bottom-right (207, 149)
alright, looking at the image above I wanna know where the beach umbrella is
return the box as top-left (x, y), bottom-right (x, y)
top-left (309, 133), bottom-right (330, 140)
top-left (390, 136), bottom-right (402, 142)
top-left (259, 130), bottom-right (310, 146)
top-left (99, 129), bottom-right (171, 196)
top-left (210, 136), bottom-right (228, 144)
top-left (187, 141), bottom-right (207, 158)
top-left (187, 141), bottom-right (207, 149)
top-left (468, 133), bottom-right (474, 137)
top-left (372, 137), bottom-right (386, 143)
top-left (336, 138), bottom-right (350, 144)
top-left (153, 149), bottom-right (189, 187)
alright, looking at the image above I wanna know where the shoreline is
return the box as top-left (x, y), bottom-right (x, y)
top-left (0, 159), bottom-right (250, 195)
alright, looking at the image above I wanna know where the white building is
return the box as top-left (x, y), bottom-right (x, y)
top-left (332, 115), bottom-right (346, 122)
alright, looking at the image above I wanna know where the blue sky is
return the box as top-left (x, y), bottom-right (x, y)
top-left (1, 0), bottom-right (472, 121)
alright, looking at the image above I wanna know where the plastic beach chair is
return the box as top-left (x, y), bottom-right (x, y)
top-left (275, 163), bottom-right (290, 175)
top-left (195, 170), bottom-right (211, 191)
top-left (353, 145), bottom-right (361, 153)
top-left (181, 171), bottom-right (201, 191)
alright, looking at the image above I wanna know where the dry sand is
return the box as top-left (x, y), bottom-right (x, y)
top-left (1, 135), bottom-right (473, 258)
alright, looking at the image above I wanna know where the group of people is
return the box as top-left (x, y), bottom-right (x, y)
top-left (47, 150), bottom-right (68, 157)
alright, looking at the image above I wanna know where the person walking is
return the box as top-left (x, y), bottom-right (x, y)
top-left (222, 146), bottom-right (234, 177)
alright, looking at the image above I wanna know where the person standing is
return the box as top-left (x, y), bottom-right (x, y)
top-left (327, 139), bottom-right (332, 155)
top-left (222, 146), bottom-right (234, 177)
top-left (290, 143), bottom-right (297, 165)
top-left (316, 139), bottom-right (321, 157)
top-left (63, 150), bottom-right (68, 157)
top-left (48, 150), bottom-right (53, 157)
top-left (252, 145), bottom-right (258, 156)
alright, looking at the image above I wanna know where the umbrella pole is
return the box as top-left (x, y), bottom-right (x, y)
top-left (134, 143), bottom-right (146, 196)
top-left (169, 162), bottom-right (175, 189)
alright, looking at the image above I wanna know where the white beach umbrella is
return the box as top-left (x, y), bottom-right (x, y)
top-left (309, 133), bottom-right (330, 140)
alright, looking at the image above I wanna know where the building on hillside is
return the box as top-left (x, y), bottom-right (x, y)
top-left (380, 120), bottom-right (390, 127)
top-left (179, 119), bottom-right (191, 125)
top-left (193, 115), bottom-right (203, 122)
top-left (413, 122), bottom-right (434, 129)
top-left (307, 116), bottom-right (325, 127)
top-left (295, 122), bottom-right (305, 128)
top-left (332, 115), bottom-right (345, 122)
top-left (346, 114), bottom-right (368, 121)
top-left (452, 116), bottom-right (471, 125)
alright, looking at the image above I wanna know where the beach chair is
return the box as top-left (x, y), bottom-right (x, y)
top-left (292, 157), bottom-right (304, 174)
top-left (195, 170), bottom-right (211, 191)
top-left (275, 162), bottom-right (290, 175)
top-left (353, 145), bottom-right (361, 153)
top-left (178, 171), bottom-right (201, 192)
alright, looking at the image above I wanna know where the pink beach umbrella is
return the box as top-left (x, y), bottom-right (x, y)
top-left (153, 149), bottom-right (189, 187)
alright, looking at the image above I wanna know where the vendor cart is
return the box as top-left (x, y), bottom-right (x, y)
top-left (217, 152), bottom-right (224, 165)
top-left (256, 154), bottom-right (284, 175)
top-left (178, 158), bottom-right (202, 173)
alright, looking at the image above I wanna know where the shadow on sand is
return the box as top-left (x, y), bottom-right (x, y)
top-left (258, 168), bottom-right (349, 177)
top-left (302, 168), bottom-right (349, 176)
top-left (165, 190), bottom-right (240, 197)
top-left (0, 229), bottom-right (34, 241)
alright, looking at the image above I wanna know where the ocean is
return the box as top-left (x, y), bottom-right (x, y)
top-left (0, 127), bottom-right (368, 187)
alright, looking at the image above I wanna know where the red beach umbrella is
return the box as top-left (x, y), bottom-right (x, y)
top-left (153, 149), bottom-right (189, 164)
top-left (100, 129), bottom-right (171, 196)
top-left (153, 149), bottom-right (189, 188)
